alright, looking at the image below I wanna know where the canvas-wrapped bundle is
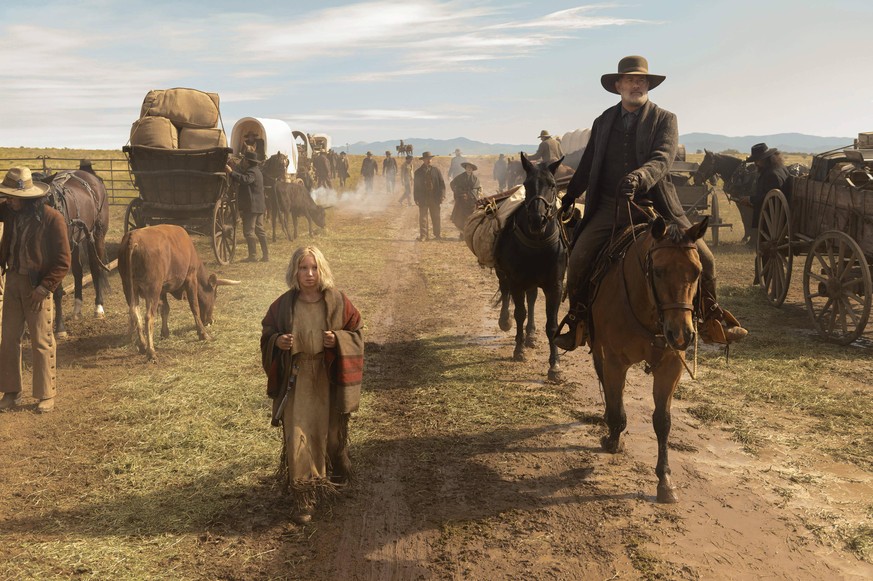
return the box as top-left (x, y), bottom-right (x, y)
top-left (178, 128), bottom-right (227, 149)
top-left (142, 88), bottom-right (220, 129)
top-left (130, 116), bottom-right (179, 148)
top-left (463, 185), bottom-right (526, 268)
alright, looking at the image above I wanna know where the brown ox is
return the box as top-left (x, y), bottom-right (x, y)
top-left (118, 225), bottom-right (239, 362)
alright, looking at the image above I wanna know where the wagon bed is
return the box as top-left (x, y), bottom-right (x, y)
top-left (755, 147), bottom-right (873, 343)
top-left (122, 145), bottom-right (238, 264)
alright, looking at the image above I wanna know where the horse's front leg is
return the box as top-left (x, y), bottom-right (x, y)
top-left (652, 355), bottom-right (683, 504)
top-left (511, 287), bottom-right (527, 361)
top-left (599, 352), bottom-right (630, 453)
top-left (53, 287), bottom-right (67, 338)
top-left (497, 276), bottom-right (511, 332)
top-left (544, 282), bottom-right (563, 383)
top-left (523, 287), bottom-right (537, 348)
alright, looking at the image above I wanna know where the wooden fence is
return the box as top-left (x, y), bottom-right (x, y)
top-left (0, 155), bottom-right (137, 206)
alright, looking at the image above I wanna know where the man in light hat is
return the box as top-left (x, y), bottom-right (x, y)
top-left (0, 167), bottom-right (71, 413)
top-left (448, 148), bottom-right (467, 181)
top-left (399, 153), bottom-right (415, 206)
top-left (360, 151), bottom-right (379, 195)
top-left (744, 142), bottom-right (791, 245)
top-left (555, 55), bottom-right (747, 350)
top-left (450, 161), bottom-right (482, 237)
top-left (528, 130), bottom-right (564, 166)
top-left (413, 152), bottom-right (446, 241)
top-left (226, 150), bottom-right (269, 262)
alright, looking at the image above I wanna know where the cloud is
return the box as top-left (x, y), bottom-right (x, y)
top-left (287, 109), bottom-right (471, 123)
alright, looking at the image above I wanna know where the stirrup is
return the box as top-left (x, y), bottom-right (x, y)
top-left (700, 306), bottom-right (748, 345)
top-left (555, 312), bottom-right (587, 351)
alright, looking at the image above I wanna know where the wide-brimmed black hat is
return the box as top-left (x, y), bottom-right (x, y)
top-left (242, 150), bottom-right (262, 164)
top-left (746, 143), bottom-right (778, 163)
top-left (601, 55), bottom-right (666, 94)
top-left (461, 162), bottom-right (478, 171)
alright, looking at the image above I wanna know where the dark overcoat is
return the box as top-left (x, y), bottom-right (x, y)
top-left (231, 164), bottom-right (266, 214)
top-left (566, 100), bottom-right (688, 230)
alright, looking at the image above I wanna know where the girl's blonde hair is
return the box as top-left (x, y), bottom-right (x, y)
top-left (285, 246), bottom-right (335, 291)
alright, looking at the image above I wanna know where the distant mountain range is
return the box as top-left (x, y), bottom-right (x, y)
top-left (344, 132), bottom-right (856, 156)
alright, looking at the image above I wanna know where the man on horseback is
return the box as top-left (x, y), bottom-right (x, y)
top-left (554, 55), bottom-right (747, 351)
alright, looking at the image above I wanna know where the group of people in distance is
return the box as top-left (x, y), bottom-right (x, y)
top-left (2, 54), bottom-right (777, 525)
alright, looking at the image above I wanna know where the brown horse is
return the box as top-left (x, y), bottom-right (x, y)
top-left (36, 170), bottom-right (111, 336)
top-left (589, 215), bottom-right (708, 503)
top-left (261, 152), bottom-right (291, 241)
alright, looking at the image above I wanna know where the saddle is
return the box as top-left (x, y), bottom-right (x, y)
top-left (588, 224), bottom-right (649, 307)
top-left (47, 172), bottom-right (102, 246)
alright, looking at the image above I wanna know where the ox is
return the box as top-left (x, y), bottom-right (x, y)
top-left (275, 179), bottom-right (326, 239)
top-left (118, 225), bottom-right (240, 362)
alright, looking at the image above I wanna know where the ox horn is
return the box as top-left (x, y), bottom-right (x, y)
top-left (215, 278), bottom-right (241, 286)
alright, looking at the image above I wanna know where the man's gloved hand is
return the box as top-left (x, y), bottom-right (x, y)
top-left (560, 194), bottom-right (575, 215)
top-left (619, 173), bottom-right (640, 200)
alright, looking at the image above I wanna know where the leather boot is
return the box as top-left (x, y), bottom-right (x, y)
top-left (242, 240), bottom-right (258, 262)
top-left (699, 278), bottom-right (748, 344)
top-left (554, 304), bottom-right (588, 351)
top-left (259, 239), bottom-right (270, 262)
top-left (0, 392), bottom-right (22, 410)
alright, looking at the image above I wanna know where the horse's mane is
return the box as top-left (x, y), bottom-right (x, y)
top-left (660, 222), bottom-right (688, 244)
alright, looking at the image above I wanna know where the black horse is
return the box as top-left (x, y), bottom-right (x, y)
top-left (494, 153), bottom-right (568, 382)
top-left (37, 170), bottom-right (110, 337)
top-left (261, 152), bottom-right (291, 242)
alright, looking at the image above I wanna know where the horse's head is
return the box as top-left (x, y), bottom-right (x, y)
top-left (263, 152), bottom-right (289, 181)
top-left (646, 216), bottom-right (708, 350)
top-left (692, 149), bottom-right (715, 185)
top-left (520, 152), bottom-right (561, 236)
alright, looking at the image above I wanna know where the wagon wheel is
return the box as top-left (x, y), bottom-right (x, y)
top-left (755, 189), bottom-right (792, 306)
top-left (802, 230), bottom-right (872, 345)
top-left (212, 196), bottom-right (237, 265)
top-left (123, 198), bottom-right (145, 234)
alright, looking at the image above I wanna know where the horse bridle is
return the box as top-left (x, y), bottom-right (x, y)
top-left (643, 242), bottom-right (700, 322)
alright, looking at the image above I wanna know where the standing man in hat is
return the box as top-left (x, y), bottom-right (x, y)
top-left (493, 153), bottom-right (509, 192)
top-left (448, 148), bottom-right (467, 181)
top-left (337, 151), bottom-right (350, 189)
top-left (555, 55), bottom-right (747, 351)
top-left (450, 162), bottom-right (482, 237)
top-left (399, 154), bottom-right (415, 206)
top-left (383, 151), bottom-right (398, 196)
top-left (743, 142), bottom-right (791, 245)
top-left (313, 151), bottom-right (332, 190)
top-left (528, 130), bottom-right (564, 165)
top-left (0, 167), bottom-right (71, 413)
top-left (413, 152), bottom-right (446, 241)
top-left (226, 151), bottom-right (269, 262)
top-left (360, 151), bottom-right (379, 195)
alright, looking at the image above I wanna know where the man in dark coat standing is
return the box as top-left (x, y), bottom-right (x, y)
top-left (338, 151), bottom-right (350, 189)
top-left (450, 162), bottom-right (481, 236)
top-left (313, 151), bottom-right (332, 190)
top-left (226, 150), bottom-right (269, 262)
top-left (383, 151), bottom-right (398, 195)
top-left (413, 151), bottom-right (446, 241)
top-left (360, 151), bottom-right (378, 195)
top-left (492, 153), bottom-right (508, 191)
top-left (555, 55), bottom-right (746, 350)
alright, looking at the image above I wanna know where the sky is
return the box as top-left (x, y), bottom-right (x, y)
top-left (1, 0), bottom-right (872, 149)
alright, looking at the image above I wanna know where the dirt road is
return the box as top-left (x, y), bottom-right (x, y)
top-left (1, 181), bottom-right (871, 580)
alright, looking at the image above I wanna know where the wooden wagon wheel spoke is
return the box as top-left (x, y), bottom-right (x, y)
top-left (756, 189), bottom-right (792, 307)
top-left (803, 231), bottom-right (872, 345)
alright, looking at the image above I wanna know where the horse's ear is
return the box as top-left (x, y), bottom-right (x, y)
top-left (704, 148), bottom-right (711, 155)
top-left (520, 152), bottom-right (533, 173)
top-left (651, 216), bottom-right (667, 240)
top-left (547, 156), bottom-right (564, 175)
top-left (687, 216), bottom-right (709, 241)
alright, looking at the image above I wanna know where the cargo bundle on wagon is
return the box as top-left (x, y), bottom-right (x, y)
top-left (122, 88), bottom-right (237, 264)
top-left (755, 131), bottom-right (873, 343)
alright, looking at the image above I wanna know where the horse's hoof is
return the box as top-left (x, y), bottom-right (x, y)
top-left (548, 368), bottom-right (564, 384)
top-left (94, 305), bottom-right (106, 319)
top-left (55, 331), bottom-right (68, 340)
top-left (524, 336), bottom-right (537, 348)
top-left (498, 317), bottom-right (511, 332)
top-left (200, 332), bottom-right (212, 342)
top-left (512, 349), bottom-right (526, 362)
top-left (657, 483), bottom-right (679, 504)
top-left (147, 352), bottom-right (158, 364)
top-left (600, 435), bottom-right (624, 453)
